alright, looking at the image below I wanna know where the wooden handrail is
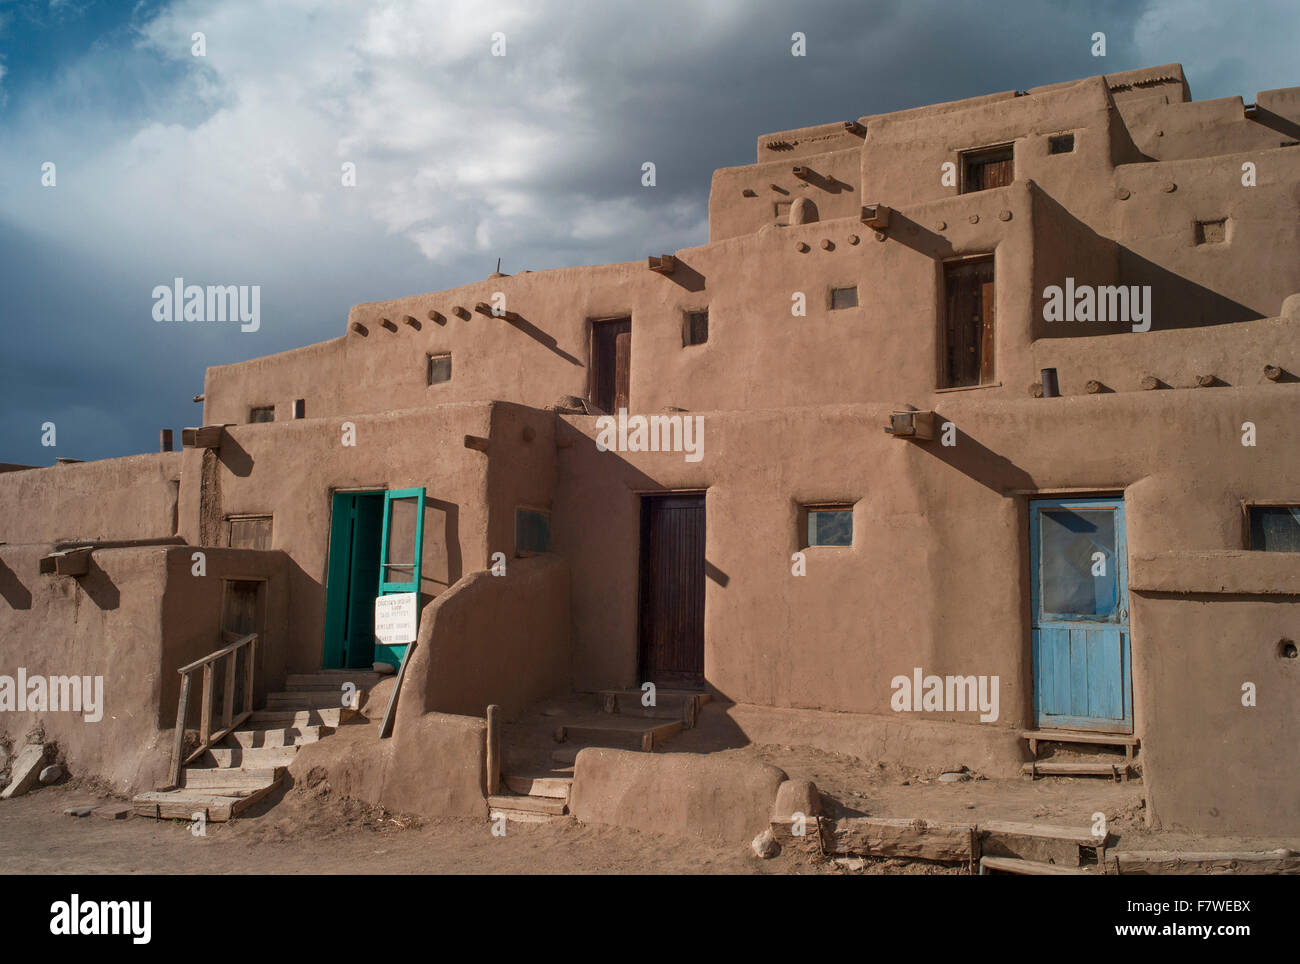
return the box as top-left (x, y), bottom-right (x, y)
top-left (168, 632), bottom-right (258, 790)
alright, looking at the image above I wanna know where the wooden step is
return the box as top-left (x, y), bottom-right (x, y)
top-left (133, 781), bottom-right (278, 822)
top-left (487, 806), bottom-right (567, 825)
top-left (285, 672), bottom-right (383, 691)
top-left (249, 706), bottom-right (355, 727)
top-left (266, 690), bottom-right (365, 709)
top-left (487, 794), bottom-right (568, 816)
top-left (1022, 761), bottom-right (1139, 780)
top-left (225, 724), bottom-right (333, 748)
top-left (598, 689), bottom-right (711, 724)
top-left (503, 775), bottom-right (572, 800)
top-left (1020, 729), bottom-right (1139, 747)
top-left (200, 745), bottom-right (300, 768)
top-left (980, 856), bottom-right (1095, 875)
top-left (182, 766), bottom-right (283, 791)
top-left (559, 719), bottom-right (683, 751)
top-left (979, 820), bottom-right (1109, 866)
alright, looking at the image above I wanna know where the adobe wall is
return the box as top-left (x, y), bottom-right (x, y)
top-left (0, 453), bottom-right (181, 545)
top-left (551, 384), bottom-right (1299, 829)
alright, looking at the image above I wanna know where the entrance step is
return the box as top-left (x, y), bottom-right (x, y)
top-left (557, 718), bottom-right (683, 752)
top-left (487, 792), bottom-right (569, 823)
top-left (1022, 760), bottom-right (1140, 782)
top-left (285, 671), bottom-right (383, 691)
top-left (133, 782), bottom-right (278, 821)
top-left (980, 856), bottom-right (1096, 876)
top-left (199, 745), bottom-right (300, 769)
top-left (503, 774), bottom-right (572, 800)
top-left (598, 689), bottom-right (711, 726)
top-left (249, 706), bottom-right (358, 727)
top-left (225, 724), bottom-right (333, 748)
top-left (1021, 729), bottom-right (1139, 759)
top-left (266, 690), bottom-right (365, 710)
top-left (182, 766), bottom-right (284, 791)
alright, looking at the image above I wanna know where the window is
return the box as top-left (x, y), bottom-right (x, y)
top-left (961, 144), bottom-right (1014, 193)
top-left (774, 200), bottom-right (792, 220)
top-left (292, 398), bottom-right (306, 419)
top-left (803, 505), bottom-right (854, 548)
top-left (590, 317), bottom-right (631, 414)
top-left (516, 508), bottom-right (550, 555)
top-left (684, 309), bottom-right (709, 346)
top-left (427, 352), bottom-right (452, 385)
top-left (1048, 133), bottom-right (1075, 154)
top-left (227, 515), bottom-right (272, 550)
top-left (1195, 219), bottom-right (1227, 245)
top-left (1249, 506), bottom-right (1300, 552)
top-left (249, 406), bottom-right (274, 423)
top-left (831, 286), bottom-right (858, 309)
top-left (941, 256), bottom-right (996, 388)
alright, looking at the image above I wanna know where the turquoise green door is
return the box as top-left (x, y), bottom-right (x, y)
top-left (375, 487), bottom-right (426, 667)
top-left (322, 492), bottom-right (384, 669)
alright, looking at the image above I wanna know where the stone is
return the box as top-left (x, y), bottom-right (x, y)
top-left (39, 764), bottom-right (64, 785)
top-left (93, 803), bottom-right (133, 820)
top-left (372, 661), bottom-right (396, 675)
top-left (64, 805), bottom-right (95, 817)
top-left (772, 778), bottom-right (821, 820)
top-left (752, 828), bottom-right (778, 858)
top-left (938, 771), bottom-right (970, 783)
top-left (0, 744), bottom-right (47, 799)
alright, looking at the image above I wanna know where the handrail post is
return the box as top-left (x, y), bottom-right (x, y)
top-left (244, 635), bottom-right (256, 715)
top-left (200, 663), bottom-right (214, 748)
top-left (222, 651), bottom-right (236, 731)
top-left (169, 671), bottom-right (192, 790)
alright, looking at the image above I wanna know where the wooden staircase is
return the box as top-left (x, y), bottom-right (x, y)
top-left (134, 670), bottom-right (380, 822)
top-left (489, 689), bottom-right (711, 823)
top-left (1020, 729), bottom-right (1141, 782)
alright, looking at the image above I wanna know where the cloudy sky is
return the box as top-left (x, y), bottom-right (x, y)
top-left (1, 0), bottom-right (1296, 465)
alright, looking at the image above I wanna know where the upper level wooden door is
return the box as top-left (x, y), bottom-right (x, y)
top-left (639, 494), bottom-right (706, 687)
top-left (942, 256), bottom-right (995, 388)
top-left (591, 318), bottom-right (631, 414)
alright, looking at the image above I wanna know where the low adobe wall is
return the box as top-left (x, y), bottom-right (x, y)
top-left (569, 747), bottom-right (787, 846)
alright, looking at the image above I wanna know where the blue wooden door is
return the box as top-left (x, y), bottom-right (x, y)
top-left (375, 487), bottom-right (425, 667)
top-left (1030, 498), bottom-right (1132, 732)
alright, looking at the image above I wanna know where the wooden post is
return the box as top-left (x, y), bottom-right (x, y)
top-left (199, 663), bottom-right (214, 747)
top-left (222, 652), bottom-right (236, 731)
top-left (244, 636), bottom-right (256, 715)
top-left (486, 704), bottom-right (501, 795)
top-left (169, 671), bottom-right (192, 790)
top-left (160, 429), bottom-right (173, 452)
top-left (1264, 364), bottom-right (1283, 382)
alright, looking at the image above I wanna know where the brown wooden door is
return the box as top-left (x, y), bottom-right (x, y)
top-left (639, 494), bottom-right (706, 687)
top-left (943, 257), bottom-right (995, 387)
top-left (591, 318), bottom-right (631, 413)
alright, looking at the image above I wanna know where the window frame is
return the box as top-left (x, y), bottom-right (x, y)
top-left (960, 142), bottom-right (1015, 194)
top-left (427, 352), bottom-right (452, 386)
top-left (515, 506), bottom-right (552, 557)
top-left (800, 502), bottom-right (856, 549)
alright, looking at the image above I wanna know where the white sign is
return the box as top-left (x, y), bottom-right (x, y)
top-left (374, 592), bottom-right (418, 645)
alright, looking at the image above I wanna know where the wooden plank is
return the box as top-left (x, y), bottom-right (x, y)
top-left (222, 653), bottom-right (236, 731)
top-left (244, 637), bottom-right (256, 715)
top-left (822, 817), bottom-right (975, 862)
top-left (182, 710), bottom-right (252, 766)
top-left (1115, 849), bottom-right (1300, 875)
top-left (979, 820), bottom-right (1105, 866)
top-left (486, 704), bottom-right (501, 796)
top-left (199, 663), bottom-right (214, 747)
top-left (169, 671), bottom-right (192, 790)
top-left (1020, 729), bottom-right (1140, 747)
top-left (980, 856), bottom-right (1093, 876)
top-left (378, 639), bottom-right (414, 739)
top-left (503, 775), bottom-right (571, 799)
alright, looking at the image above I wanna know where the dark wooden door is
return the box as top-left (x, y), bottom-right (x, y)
top-left (639, 494), bottom-right (706, 687)
top-left (592, 318), bottom-right (631, 413)
top-left (943, 257), bottom-right (995, 387)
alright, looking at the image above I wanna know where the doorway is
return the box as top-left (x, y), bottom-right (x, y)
top-left (941, 256), bottom-right (995, 388)
top-left (638, 493), bottom-right (706, 687)
top-left (322, 491), bottom-right (383, 669)
top-left (1030, 497), bottom-right (1132, 732)
top-left (590, 317), bottom-right (631, 414)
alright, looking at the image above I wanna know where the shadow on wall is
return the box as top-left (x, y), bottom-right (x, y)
top-left (1117, 247), bottom-right (1263, 332)
top-left (916, 417), bottom-right (1036, 496)
top-left (79, 559), bottom-right (120, 610)
top-left (0, 556), bottom-right (32, 609)
top-left (218, 433), bottom-right (254, 478)
top-left (503, 313), bottom-right (582, 366)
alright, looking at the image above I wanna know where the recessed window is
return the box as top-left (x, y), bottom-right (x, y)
top-left (1249, 506), bottom-right (1300, 552)
top-left (774, 200), bottom-right (792, 220)
top-left (683, 310), bottom-right (709, 346)
top-left (961, 144), bottom-right (1014, 193)
top-left (831, 286), bottom-right (859, 309)
top-left (515, 508), bottom-right (550, 555)
top-left (427, 352), bottom-right (452, 385)
top-left (293, 398), bottom-right (306, 419)
top-left (249, 406), bottom-right (274, 423)
top-left (1195, 219), bottom-right (1227, 245)
top-left (803, 505), bottom-right (854, 548)
top-left (1048, 133), bottom-right (1075, 154)
top-left (227, 515), bottom-right (272, 550)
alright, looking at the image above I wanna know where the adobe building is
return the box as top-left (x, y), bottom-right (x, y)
top-left (2, 63), bottom-right (1298, 836)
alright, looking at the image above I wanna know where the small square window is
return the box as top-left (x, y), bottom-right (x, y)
top-left (1195, 219), bottom-right (1227, 244)
top-left (249, 406), bottom-right (274, 423)
top-left (774, 200), bottom-right (792, 220)
top-left (516, 508), bottom-right (550, 555)
top-left (961, 144), bottom-right (1014, 193)
top-left (1249, 506), bottom-right (1300, 552)
top-left (227, 515), bottom-right (272, 550)
top-left (1048, 133), bottom-right (1075, 154)
top-left (292, 398), bottom-right (306, 419)
top-left (427, 353), bottom-right (452, 385)
top-left (804, 505), bottom-right (854, 548)
top-left (684, 310), bottom-right (709, 346)
top-left (831, 286), bottom-right (858, 309)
